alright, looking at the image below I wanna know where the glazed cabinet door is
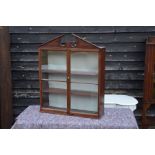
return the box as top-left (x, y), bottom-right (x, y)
top-left (69, 51), bottom-right (99, 116)
top-left (40, 50), bottom-right (67, 112)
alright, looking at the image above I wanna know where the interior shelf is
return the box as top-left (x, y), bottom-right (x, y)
top-left (41, 78), bottom-right (98, 85)
top-left (43, 88), bottom-right (98, 97)
top-left (42, 68), bottom-right (98, 76)
top-left (42, 79), bottom-right (66, 82)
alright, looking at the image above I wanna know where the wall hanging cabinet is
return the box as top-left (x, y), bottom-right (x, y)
top-left (38, 34), bottom-right (105, 118)
top-left (143, 36), bottom-right (155, 127)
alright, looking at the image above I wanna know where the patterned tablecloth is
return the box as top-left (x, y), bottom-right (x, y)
top-left (12, 105), bottom-right (138, 129)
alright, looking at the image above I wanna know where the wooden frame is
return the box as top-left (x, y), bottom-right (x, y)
top-left (38, 34), bottom-right (105, 118)
top-left (142, 36), bottom-right (155, 127)
top-left (0, 27), bottom-right (13, 128)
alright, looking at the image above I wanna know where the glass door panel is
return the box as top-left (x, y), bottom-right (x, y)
top-left (71, 83), bottom-right (98, 113)
top-left (42, 80), bottom-right (67, 110)
top-left (41, 50), bottom-right (67, 81)
top-left (70, 52), bottom-right (98, 83)
top-left (41, 50), bottom-right (67, 111)
top-left (70, 51), bottom-right (99, 114)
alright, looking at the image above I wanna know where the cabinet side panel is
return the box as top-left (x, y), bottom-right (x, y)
top-left (39, 50), bottom-right (43, 109)
top-left (98, 49), bottom-right (105, 118)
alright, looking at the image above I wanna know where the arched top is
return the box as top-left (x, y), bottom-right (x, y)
top-left (39, 34), bottom-right (105, 49)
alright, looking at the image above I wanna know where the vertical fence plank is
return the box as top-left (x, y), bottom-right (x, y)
top-left (0, 26), bottom-right (13, 128)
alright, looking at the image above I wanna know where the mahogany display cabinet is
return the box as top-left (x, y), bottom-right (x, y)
top-left (142, 36), bottom-right (155, 127)
top-left (38, 34), bottom-right (105, 118)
